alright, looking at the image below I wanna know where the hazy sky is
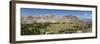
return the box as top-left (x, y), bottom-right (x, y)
top-left (21, 8), bottom-right (92, 19)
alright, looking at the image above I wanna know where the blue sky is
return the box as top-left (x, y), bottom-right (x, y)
top-left (21, 8), bottom-right (92, 19)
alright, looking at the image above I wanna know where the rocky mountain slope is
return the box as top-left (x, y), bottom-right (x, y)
top-left (21, 15), bottom-right (89, 24)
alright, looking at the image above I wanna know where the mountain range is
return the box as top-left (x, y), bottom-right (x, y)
top-left (21, 15), bottom-right (92, 24)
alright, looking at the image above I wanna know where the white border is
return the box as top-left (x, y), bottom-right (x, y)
top-left (16, 3), bottom-right (96, 41)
